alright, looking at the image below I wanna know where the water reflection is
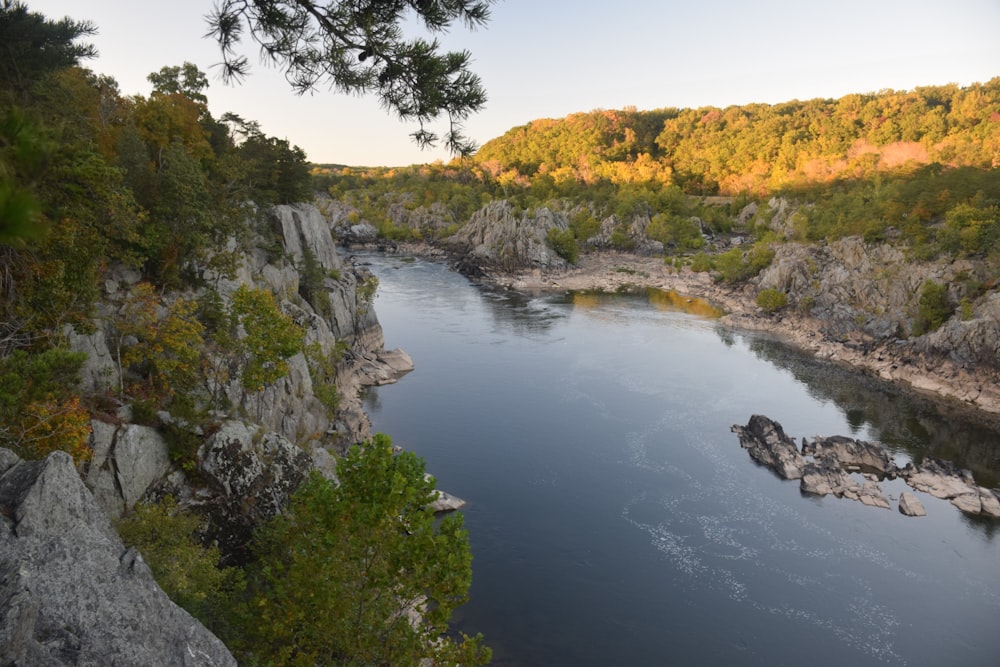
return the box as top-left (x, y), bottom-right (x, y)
top-left (737, 332), bottom-right (1000, 488)
top-left (569, 287), bottom-right (724, 318)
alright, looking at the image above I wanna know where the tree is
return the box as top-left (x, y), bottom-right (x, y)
top-left (0, 1), bottom-right (96, 98)
top-left (206, 0), bottom-right (495, 155)
top-left (0, 347), bottom-right (91, 460)
top-left (229, 285), bottom-right (303, 393)
top-left (236, 434), bottom-right (491, 666)
top-left (147, 62), bottom-right (209, 105)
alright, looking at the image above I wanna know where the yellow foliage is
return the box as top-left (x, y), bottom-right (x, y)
top-left (16, 396), bottom-right (92, 461)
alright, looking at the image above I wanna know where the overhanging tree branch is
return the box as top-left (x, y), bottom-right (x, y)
top-left (205, 0), bottom-right (494, 156)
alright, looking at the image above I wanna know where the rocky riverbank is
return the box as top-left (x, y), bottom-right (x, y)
top-left (451, 248), bottom-right (1000, 419)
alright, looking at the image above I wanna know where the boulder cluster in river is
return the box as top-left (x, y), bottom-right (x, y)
top-left (732, 414), bottom-right (1000, 518)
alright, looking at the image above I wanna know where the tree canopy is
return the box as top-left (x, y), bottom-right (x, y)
top-left (234, 434), bottom-right (491, 666)
top-left (207, 0), bottom-right (496, 155)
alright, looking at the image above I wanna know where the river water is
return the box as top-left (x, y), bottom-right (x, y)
top-left (359, 252), bottom-right (1000, 667)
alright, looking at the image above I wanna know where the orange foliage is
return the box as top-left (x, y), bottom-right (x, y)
top-left (16, 396), bottom-right (92, 461)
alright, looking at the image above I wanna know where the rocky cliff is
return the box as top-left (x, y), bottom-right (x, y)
top-left (447, 200), bottom-right (570, 274)
top-left (0, 448), bottom-right (236, 666)
top-left (0, 202), bottom-right (423, 663)
top-left (67, 203), bottom-right (412, 554)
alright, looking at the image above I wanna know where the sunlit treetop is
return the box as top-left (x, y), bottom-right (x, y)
top-left (206, 0), bottom-right (495, 156)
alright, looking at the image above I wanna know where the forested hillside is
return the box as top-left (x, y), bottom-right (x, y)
top-left (316, 79), bottom-right (1000, 267)
top-left (0, 4), bottom-right (312, 461)
top-left (475, 82), bottom-right (1000, 194)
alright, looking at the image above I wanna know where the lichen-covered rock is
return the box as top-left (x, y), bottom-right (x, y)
top-left (0, 449), bottom-right (235, 666)
top-left (197, 421), bottom-right (312, 561)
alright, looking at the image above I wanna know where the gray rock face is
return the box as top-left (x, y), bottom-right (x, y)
top-left (901, 458), bottom-right (1000, 518)
top-left (197, 421), bottom-right (313, 561)
top-left (801, 435), bottom-right (897, 478)
top-left (731, 414), bottom-right (805, 480)
top-left (450, 200), bottom-right (570, 273)
top-left (271, 203), bottom-right (344, 274)
top-left (0, 449), bottom-right (235, 667)
top-left (85, 422), bottom-right (173, 519)
top-left (800, 461), bottom-right (890, 509)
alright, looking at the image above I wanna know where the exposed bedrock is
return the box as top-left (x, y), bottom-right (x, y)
top-left (733, 415), bottom-right (1000, 518)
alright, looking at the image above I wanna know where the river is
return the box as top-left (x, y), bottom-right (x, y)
top-left (359, 252), bottom-right (1000, 667)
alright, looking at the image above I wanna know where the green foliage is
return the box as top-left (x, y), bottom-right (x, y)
top-left (647, 213), bottom-right (704, 250)
top-left (0, 1), bottom-right (96, 97)
top-left (120, 284), bottom-right (206, 400)
top-left (304, 341), bottom-right (345, 417)
top-left (913, 280), bottom-right (954, 335)
top-left (147, 62), bottom-right (209, 105)
top-left (117, 498), bottom-right (243, 631)
top-left (690, 252), bottom-right (713, 272)
top-left (756, 288), bottom-right (789, 313)
top-left (207, 0), bottom-right (495, 155)
top-left (569, 209), bottom-right (600, 241)
top-left (546, 226), bottom-right (579, 263)
top-left (234, 434), bottom-right (491, 666)
top-left (230, 285), bottom-right (304, 393)
top-left (714, 243), bottom-right (775, 283)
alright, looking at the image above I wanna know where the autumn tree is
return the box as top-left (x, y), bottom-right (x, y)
top-left (206, 0), bottom-right (495, 155)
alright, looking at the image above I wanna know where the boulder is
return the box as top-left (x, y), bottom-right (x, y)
top-left (799, 461), bottom-right (890, 509)
top-left (84, 421), bottom-right (173, 520)
top-left (898, 491), bottom-right (927, 516)
top-left (0, 449), bottom-right (235, 666)
top-left (731, 415), bottom-right (806, 480)
top-left (197, 421), bottom-right (313, 562)
top-left (801, 434), bottom-right (897, 478)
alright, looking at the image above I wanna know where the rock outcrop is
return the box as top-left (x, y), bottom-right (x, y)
top-left (0, 449), bottom-right (235, 667)
top-left (195, 421), bottom-right (313, 562)
top-left (898, 491), bottom-right (927, 516)
top-left (733, 415), bottom-right (1000, 518)
top-left (76, 202), bottom-right (415, 561)
top-left (449, 200), bottom-right (570, 275)
top-left (731, 414), bottom-right (805, 480)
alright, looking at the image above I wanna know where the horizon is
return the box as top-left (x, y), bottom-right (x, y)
top-left (26, 0), bottom-right (1000, 167)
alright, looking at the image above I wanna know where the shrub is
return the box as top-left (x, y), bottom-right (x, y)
top-left (546, 227), bottom-right (578, 263)
top-left (912, 280), bottom-right (953, 335)
top-left (756, 288), bottom-right (788, 313)
top-left (117, 498), bottom-right (243, 630)
top-left (690, 252), bottom-right (713, 272)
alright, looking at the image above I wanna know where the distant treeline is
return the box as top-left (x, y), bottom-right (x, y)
top-left (473, 80), bottom-right (1000, 195)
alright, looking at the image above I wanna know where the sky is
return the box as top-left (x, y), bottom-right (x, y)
top-left (26, 0), bottom-right (1000, 167)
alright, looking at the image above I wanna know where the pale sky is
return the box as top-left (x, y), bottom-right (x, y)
top-left (26, 0), bottom-right (1000, 166)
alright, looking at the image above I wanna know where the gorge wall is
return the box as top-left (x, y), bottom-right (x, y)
top-left (1, 202), bottom-right (416, 665)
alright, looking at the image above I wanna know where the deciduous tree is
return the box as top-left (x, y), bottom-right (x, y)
top-left (236, 433), bottom-right (490, 666)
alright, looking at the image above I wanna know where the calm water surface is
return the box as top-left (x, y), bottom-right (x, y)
top-left (359, 253), bottom-right (1000, 667)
